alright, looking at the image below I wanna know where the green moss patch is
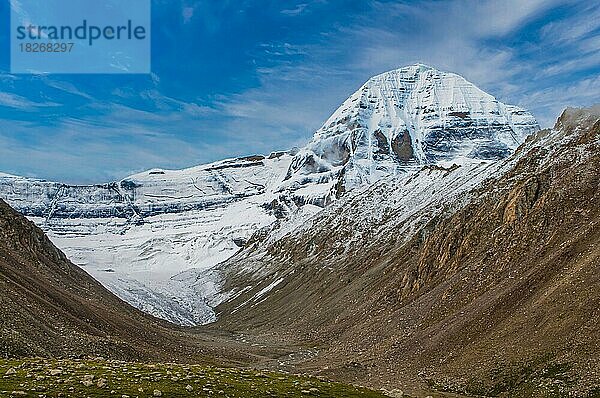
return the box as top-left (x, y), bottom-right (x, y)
top-left (0, 358), bottom-right (387, 397)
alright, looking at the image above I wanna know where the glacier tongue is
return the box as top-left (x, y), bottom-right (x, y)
top-left (0, 64), bottom-right (540, 325)
top-left (0, 153), bottom-right (294, 325)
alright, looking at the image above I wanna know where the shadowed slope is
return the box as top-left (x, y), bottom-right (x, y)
top-left (0, 197), bottom-right (191, 359)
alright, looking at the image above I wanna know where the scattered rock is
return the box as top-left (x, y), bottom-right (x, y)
top-left (382, 389), bottom-right (404, 397)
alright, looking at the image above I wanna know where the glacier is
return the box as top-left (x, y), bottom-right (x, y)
top-left (0, 153), bottom-right (294, 325)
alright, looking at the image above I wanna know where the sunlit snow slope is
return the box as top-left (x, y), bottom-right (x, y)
top-left (0, 65), bottom-right (539, 325)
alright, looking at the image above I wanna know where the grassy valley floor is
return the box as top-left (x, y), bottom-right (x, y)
top-left (0, 358), bottom-right (389, 398)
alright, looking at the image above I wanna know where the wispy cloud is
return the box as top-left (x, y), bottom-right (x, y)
top-left (281, 3), bottom-right (309, 16)
top-left (182, 6), bottom-right (194, 23)
top-left (231, 0), bottom-right (599, 130)
top-left (0, 92), bottom-right (60, 109)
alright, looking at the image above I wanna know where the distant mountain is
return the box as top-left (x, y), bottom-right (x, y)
top-left (211, 106), bottom-right (600, 396)
top-left (0, 65), bottom-right (539, 326)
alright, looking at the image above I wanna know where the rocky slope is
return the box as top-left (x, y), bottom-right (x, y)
top-left (0, 197), bottom-right (166, 359)
top-left (0, 64), bottom-right (539, 326)
top-left (211, 106), bottom-right (600, 397)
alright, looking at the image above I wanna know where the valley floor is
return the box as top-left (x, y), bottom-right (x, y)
top-left (0, 358), bottom-right (387, 398)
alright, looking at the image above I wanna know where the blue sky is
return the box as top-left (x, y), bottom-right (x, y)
top-left (0, 0), bottom-right (598, 183)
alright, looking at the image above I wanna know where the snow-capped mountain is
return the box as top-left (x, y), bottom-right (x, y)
top-left (282, 64), bottom-right (538, 203)
top-left (0, 64), bottom-right (539, 325)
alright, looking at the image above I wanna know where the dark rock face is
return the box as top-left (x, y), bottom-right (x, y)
top-left (232, 237), bottom-right (248, 248)
top-left (422, 126), bottom-right (514, 161)
top-left (390, 131), bottom-right (414, 162)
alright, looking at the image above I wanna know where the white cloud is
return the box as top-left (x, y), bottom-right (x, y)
top-left (519, 75), bottom-right (600, 127)
top-left (540, 3), bottom-right (600, 43)
top-left (0, 92), bottom-right (60, 110)
top-left (281, 3), bottom-right (309, 16)
top-left (238, 0), bottom-right (598, 132)
top-left (182, 6), bottom-right (194, 23)
top-left (216, 1), bottom-right (541, 140)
